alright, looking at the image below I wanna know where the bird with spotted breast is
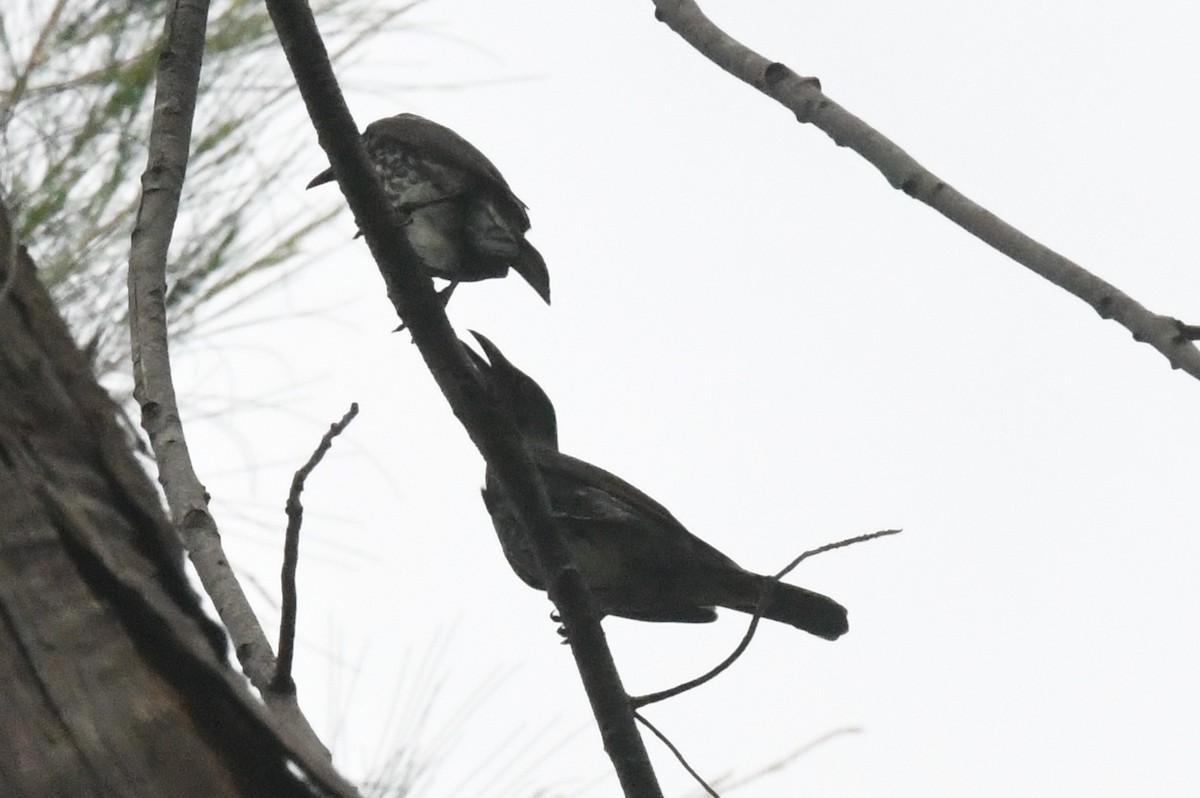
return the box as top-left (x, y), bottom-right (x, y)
top-left (308, 113), bottom-right (550, 304)
top-left (466, 333), bottom-right (849, 640)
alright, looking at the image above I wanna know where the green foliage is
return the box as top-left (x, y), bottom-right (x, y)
top-left (0, 0), bottom-right (413, 378)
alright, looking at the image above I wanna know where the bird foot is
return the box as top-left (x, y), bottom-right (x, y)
top-left (551, 611), bottom-right (571, 644)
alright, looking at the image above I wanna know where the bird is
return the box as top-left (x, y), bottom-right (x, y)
top-left (307, 113), bottom-right (550, 304)
top-left (465, 333), bottom-right (849, 641)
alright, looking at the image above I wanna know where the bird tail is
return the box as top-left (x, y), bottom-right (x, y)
top-left (511, 241), bottom-right (551, 304)
top-left (718, 572), bottom-right (848, 640)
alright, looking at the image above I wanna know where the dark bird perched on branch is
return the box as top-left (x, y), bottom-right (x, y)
top-left (308, 113), bottom-right (550, 304)
top-left (466, 333), bottom-right (849, 641)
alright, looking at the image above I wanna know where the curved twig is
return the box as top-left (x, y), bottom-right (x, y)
top-left (633, 529), bottom-right (901, 709)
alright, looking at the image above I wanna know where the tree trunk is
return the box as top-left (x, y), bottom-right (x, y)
top-left (0, 201), bottom-right (322, 797)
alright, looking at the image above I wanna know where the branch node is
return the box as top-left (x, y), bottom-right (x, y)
top-left (761, 61), bottom-right (790, 88)
top-left (1170, 319), bottom-right (1200, 343)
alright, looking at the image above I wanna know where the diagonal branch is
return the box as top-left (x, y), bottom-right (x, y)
top-left (126, 1), bottom-right (358, 794)
top-left (651, 0), bottom-right (1200, 382)
top-left (262, 2), bottom-right (663, 795)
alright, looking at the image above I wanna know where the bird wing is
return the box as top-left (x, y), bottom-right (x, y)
top-left (365, 114), bottom-right (530, 219)
top-left (532, 447), bottom-right (744, 573)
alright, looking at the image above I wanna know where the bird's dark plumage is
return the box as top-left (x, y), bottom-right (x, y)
top-left (308, 113), bottom-right (550, 303)
top-left (467, 333), bottom-right (849, 641)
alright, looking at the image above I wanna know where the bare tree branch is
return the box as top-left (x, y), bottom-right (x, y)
top-left (634, 711), bottom-right (719, 798)
top-left (651, 0), bottom-right (1200, 382)
top-left (129, 0), bottom-right (268, 692)
top-left (126, 1), bottom-right (357, 794)
top-left (262, 2), bottom-right (663, 795)
top-left (275, 402), bottom-right (360, 692)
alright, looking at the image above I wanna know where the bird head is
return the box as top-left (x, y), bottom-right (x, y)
top-left (462, 332), bottom-right (558, 450)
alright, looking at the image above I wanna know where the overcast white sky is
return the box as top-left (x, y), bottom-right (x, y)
top-left (175, 2), bottom-right (1199, 795)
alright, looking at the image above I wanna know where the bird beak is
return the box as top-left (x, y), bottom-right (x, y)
top-left (465, 331), bottom-right (560, 449)
top-left (467, 330), bottom-right (543, 406)
top-left (306, 167), bottom-right (335, 190)
top-left (511, 245), bottom-right (551, 305)
top-left (468, 331), bottom-right (509, 373)
top-left (459, 335), bottom-right (492, 377)
top-left (466, 330), bottom-right (524, 398)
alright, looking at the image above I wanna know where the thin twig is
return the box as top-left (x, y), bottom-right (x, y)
top-left (773, 528), bottom-right (903, 582)
top-left (273, 402), bottom-right (359, 692)
top-left (651, 0), bottom-right (1200, 382)
top-left (633, 529), bottom-right (901, 709)
top-left (634, 711), bottom-right (720, 798)
top-left (633, 607), bottom-right (763, 711)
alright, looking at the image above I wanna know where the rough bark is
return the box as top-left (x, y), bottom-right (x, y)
top-left (0, 201), bottom-right (326, 796)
